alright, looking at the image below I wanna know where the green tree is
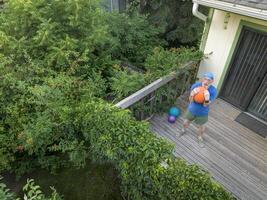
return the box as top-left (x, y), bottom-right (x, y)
top-left (0, 0), bottom-right (112, 76)
top-left (105, 12), bottom-right (166, 66)
top-left (0, 0), bottom-right (108, 174)
top-left (128, 0), bottom-right (207, 47)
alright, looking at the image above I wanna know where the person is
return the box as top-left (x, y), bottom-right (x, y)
top-left (180, 72), bottom-right (217, 147)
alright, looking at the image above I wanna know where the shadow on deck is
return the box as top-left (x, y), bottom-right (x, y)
top-left (150, 98), bottom-right (267, 200)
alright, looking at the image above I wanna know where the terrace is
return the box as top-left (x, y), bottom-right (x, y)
top-left (116, 62), bottom-right (267, 200)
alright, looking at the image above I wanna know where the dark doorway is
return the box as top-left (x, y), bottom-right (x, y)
top-left (220, 26), bottom-right (267, 123)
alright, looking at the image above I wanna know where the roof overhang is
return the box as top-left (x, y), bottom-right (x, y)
top-left (193, 0), bottom-right (267, 21)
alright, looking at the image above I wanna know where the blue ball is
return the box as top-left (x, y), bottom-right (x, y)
top-left (169, 107), bottom-right (181, 118)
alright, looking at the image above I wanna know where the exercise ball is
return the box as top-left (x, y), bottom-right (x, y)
top-left (169, 107), bottom-right (181, 118)
top-left (168, 115), bottom-right (176, 123)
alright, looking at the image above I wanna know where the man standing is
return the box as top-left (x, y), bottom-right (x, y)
top-left (180, 72), bottom-right (217, 147)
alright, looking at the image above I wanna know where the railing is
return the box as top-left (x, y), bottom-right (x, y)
top-left (115, 61), bottom-right (199, 120)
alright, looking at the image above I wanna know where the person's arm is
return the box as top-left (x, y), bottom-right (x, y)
top-left (204, 87), bottom-right (217, 106)
top-left (189, 83), bottom-right (200, 102)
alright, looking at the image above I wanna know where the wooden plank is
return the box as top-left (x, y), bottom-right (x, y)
top-left (115, 74), bottom-right (176, 109)
top-left (153, 116), bottom-right (267, 190)
top-left (180, 116), bottom-right (267, 184)
top-left (176, 98), bottom-right (267, 178)
top-left (177, 97), bottom-right (267, 148)
top-left (150, 117), bottom-right (267, 200)
top-left (176, 97), bottom-right (267, 170)
top-left (115, 62), bottom-right (195, 109)
top-left (207, 116), bottom-right (267, 163)
top-left (150, 121), bottom-right (250, 199)
top-left (209, 108), bottom-right (267, 151)
top-left (141, 98), bottom-right (145, 120)
top-left (149, 95), bottom-right (267, 199)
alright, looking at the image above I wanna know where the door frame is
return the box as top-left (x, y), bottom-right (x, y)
top-left (219, 25), bottom-right (267, 110)
top-left (217, 20), bottom-right (267, 95)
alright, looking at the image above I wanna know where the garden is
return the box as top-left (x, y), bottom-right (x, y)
top-left (0, 0), bottom-right (234, 199)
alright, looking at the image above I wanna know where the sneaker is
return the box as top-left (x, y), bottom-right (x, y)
top-left (198, 136), bottom-right (205, 148)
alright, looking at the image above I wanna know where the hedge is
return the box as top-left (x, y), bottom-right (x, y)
top-left (78, 99), bottom-right (234, 200)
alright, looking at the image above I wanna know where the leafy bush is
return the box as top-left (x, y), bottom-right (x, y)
top-left (144, 47), bottom-right (203, 76)
top-left (127, 0), bottom-right (207, 47)
top-left (22, 179), bottom-right (62, 200)
top-left (109, 47), bottom-right (203, 102)
top-left (0, 66), bottom-right (95, 174)
top-left (0, 0), bottom-right (109, 174)
top-left (109, 67), bottom-right (147, 101)
top-left (78, 99), bottom-right (234, 200)
top-left (0, 177), bottom-right (15, 200)
top-left (105, 12), bottom-right (166, 66)
top-left (0, 1), bottom-right (233, 199)
top-left (0, 0), bottom-right (113, 76)
top-left (0, 177), bottom-right (62, 200)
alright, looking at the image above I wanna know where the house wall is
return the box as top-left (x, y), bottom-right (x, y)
top-left (198, 9), bottom-right (267, 91)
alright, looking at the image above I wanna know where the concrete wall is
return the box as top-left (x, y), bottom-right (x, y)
top-left (198, 9), bottom-right (267, 89)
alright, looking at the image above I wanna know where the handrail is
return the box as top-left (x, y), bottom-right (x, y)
top-left (115, 61), bottom-right (195, 109)
top-left (115, 73), bottom-right (176, 109)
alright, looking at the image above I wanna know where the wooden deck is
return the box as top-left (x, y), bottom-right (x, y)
top-left (150, 98), bottom-right (267, 200)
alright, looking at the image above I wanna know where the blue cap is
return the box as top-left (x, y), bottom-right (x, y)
top-left (203, 72), bottom-right (214, 80)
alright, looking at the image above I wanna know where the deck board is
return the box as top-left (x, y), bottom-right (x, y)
top-left (150, 98), bottom-right (267, 200)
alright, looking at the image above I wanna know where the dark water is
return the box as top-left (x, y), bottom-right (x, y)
top-left (2, 161), bottom-right (122, 200)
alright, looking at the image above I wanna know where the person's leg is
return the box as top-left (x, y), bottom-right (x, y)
top-left (183, 119), bottom-right (191, 129)
top-left (197, 125), bottom-right (205, 139)
top-left (180, 110), bottom-right (194, 135)
top-left (195, 116), bottom-right (208, 147)
top-left (180, 119), bottom-right (191, 135)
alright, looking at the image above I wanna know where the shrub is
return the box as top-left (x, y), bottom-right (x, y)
top-left (0, 0), bottom-right (112, 76)
top-left (0, 177), bottom-right (62, 200)
top-left (127, 0), bottom-right (206, 47)
top-left (144, 47), bottom-right (203, 77)
top-left (105, 12), bottom-right (166, 67)
top-left (109, 68), bottom-right (147, 101)
top-left (0, 177), bottom-right (15, 200)
top-left (0, 56), bottom-right (102, 174)
top-left (22, 179), bottom-right (63, 200)
top-left (78, 99), bottom-right (234, 200)
top-left (109, 47), bottom-right (203, 103)
top-left (0, 0), bottom-right (108, 174)
top-left (0, 1), bottom-right (233, 199)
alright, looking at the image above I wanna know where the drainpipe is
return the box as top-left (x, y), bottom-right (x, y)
top-left (192, 3), bottom-right (207, 22)
top-left (110, 0), bottom-right (113, 12)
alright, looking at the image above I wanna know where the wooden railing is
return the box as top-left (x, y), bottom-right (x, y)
top-left (115, 61), bottom-right (199, 120)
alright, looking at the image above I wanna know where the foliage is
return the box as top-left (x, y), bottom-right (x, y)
top-left (0, 0), bottom-right (112, 76)
top-left (0, 177), bottom-right (62, 200)
top-left (77, 99), bottom-right (234, 200)
top-left (145, 47), bottom-right (203, 76)
top-left (109, 47), bottom-right (203, 102)
top-left (0, 0), bottom-right (110, 174)
top-left (109, 66), bottom-right (147, 101)
top-left (0, 49), bottom-right (105, 173)
top-left (127, 0), bottom-right (207, 47)
top-left (0, 0), bottom-right (233, 199)
top-left (0, 177), bottom-right (15, 200)
top-left (22, 179), bottom-right (63, 200)
top-left (105, 12), bottom-right (166, 66)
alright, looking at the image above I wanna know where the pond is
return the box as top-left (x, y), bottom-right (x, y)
top-left (2, 160), bottom-right (123, 200)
